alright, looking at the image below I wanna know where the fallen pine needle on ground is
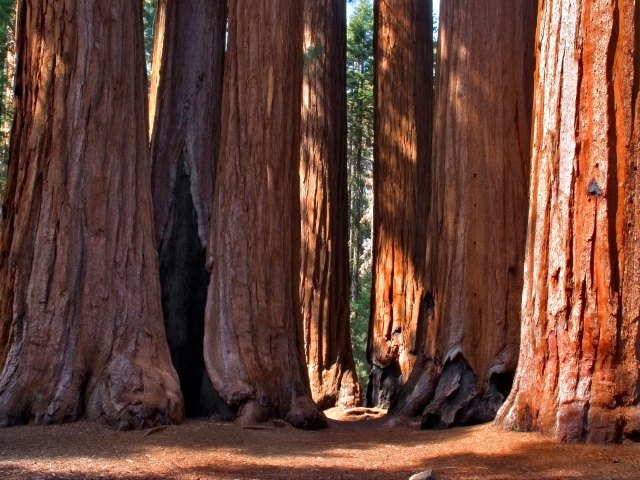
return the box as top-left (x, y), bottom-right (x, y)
top-left (0, 407), bottom-right (638, 479)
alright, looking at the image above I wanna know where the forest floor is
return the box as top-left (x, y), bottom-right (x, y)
top-left (0, 407), bottom-right (639, 480)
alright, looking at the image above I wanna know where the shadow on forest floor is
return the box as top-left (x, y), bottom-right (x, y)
top-left (0, 415), bottom-right (639, 479)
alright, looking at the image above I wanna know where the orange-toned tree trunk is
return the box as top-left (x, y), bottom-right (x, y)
top-left (496, 0), bottom-right (640, 444)
top-left (300, 0), bottom-right (360, 409)
top-left (149, 0), bottom-right (226, 418)
top-left (0, 0), bottom-right (183, 428)
top-left (392, 0), bottom-right (537, 425)
top-left (203, 0), bottom-right (326, 429)
top-left (367, 0), bottom-right (433, 407)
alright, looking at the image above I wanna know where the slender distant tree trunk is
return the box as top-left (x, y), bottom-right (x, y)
top-left (149, 0), bottom-right (226, 418)
top-left (300, 0), bottom-right (360, 409)
top-left (496, 0), bottom-right (640, 444)
top-left (349, 142), bottom-right (364, 300)
top-left (203, 0), bottom-right (326, 429)
top-left (367, 0), bottom-right (433, 408)
top-left (0, 0), bottom-right (183, 428)
top-left (392, 0), bottom-right (537, 424)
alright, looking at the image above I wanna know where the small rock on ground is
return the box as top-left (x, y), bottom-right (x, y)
top-left (409, 469), bottom-right (435, 480)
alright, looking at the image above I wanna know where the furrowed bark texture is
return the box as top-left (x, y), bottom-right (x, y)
top-left (300, 0), bottom-right (360, 410)
top-left (203, 0), bottom-right (327, 429)
top-left (149, 0), bottom-right (226, 417)
top-left (392, 0), bottom-right (537, 424)
top-left (0, 0), bottom-right (183, 428)
top-left (496, 0), bottom-right (640, 444)
top-left (367, 0), bottom-right (433, 408)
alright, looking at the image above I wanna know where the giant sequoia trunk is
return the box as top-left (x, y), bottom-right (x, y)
top-left (203, 0), bottom-right (326, 429)
top-left (367, 0), bottom-right (433, 407)
top-left (392, 0), bottom-right (537, 424)
top-left (496, 0), bottom-right (640, 444)
top-left (300, 0), bottom-right (360, 410)
top-left (0, 0), bottom-right (183, 428)
top-left (149, 0), bottom-right (226, 418)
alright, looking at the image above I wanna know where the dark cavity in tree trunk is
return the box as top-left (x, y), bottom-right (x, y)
top-left (148, 0), bottom-right (227, 418)
top-left (158, 157), bottom-right (224, 418)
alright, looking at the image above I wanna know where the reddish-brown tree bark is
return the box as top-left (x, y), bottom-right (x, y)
top-left (392, 0), bottom-right (537, 425)
top-left (203, 0), bottom-right (326, 429)
top-left (0, 0), bottom-right (183, 428)
top-left (149, 0), bottom-right (226, 418)
top-left (496, 0), bottom-right (640, 443)
top-left (367, 0), bottom-right (433, 407)
top-left (300, 0), bottom-right (360, 409)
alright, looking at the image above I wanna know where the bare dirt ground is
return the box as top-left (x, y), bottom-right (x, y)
top-left (0, 407), bottom-right (638, 480)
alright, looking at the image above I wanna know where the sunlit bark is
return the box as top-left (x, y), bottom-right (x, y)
top-left (367, 0), bottom-right (433, 408)
top-left (496, 0), bottom-right (640, 443)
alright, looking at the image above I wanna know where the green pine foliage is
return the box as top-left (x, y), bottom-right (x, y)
top-left (346, 0), bottom-right (374, 389)
top-left (143, 0), bottom-right (158, 74)
top-left (0, 0), bottom-right (14, 199)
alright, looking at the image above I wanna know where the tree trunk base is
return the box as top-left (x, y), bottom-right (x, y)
top-left (496, 395), bottom-right (640, 444)
top-left (311, 367), bottom-right (360, 410)
top-left (421, 355), bottom-right (507, 429)
top-left (366, 362), bottom-right (403, 409)
top-left (233, 397), bottom-right (327, 430)
top-left (0, 354), bottom-right (183, 430)
top-left (390, 359), bottom-right (439, 417)
top-left (390, 354), bottom-right (513, 429)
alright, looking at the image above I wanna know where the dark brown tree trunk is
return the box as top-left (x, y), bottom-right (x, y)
top-left (367, 0), bottom-right (433, 408)
top-left (203, 0), bottom-right (326, 429)
top-left (0, 0), bottom-right (183, 428)
top-left (300, 0), bottom-right (360, 409)
top-left (392, 0), bottom-right (537, 424)
top-left (148, 0), bottom-right (226, 418)
top-left (496, 0), bottom-right (640, 444)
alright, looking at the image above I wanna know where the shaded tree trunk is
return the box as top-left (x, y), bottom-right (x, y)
top-left (300, 0), bottom-right (360, 409)
top-left (392, 0), bottom-right (537, 425)
top-left (496, 0), bottom-right (640, 444)
top-left (367, 0), bottom-right (433, 408)
top-left (148, 0), bottom-right (226, 418)
top-left (0, 0), bottom-right (183, 428)
top-left (203, 0), bottom-right (326, 429)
